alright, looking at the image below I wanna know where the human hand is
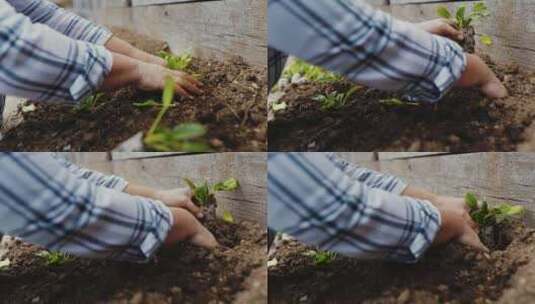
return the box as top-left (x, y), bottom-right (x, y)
top-left (432, 199), bottom-right (488, 252)
top-left (155, 187), bottom-right (203, 219)
top-left (456, 54), bottom-right (508, 99)
top-left (136, 62), bottom-right (203, 98)
top-left (417, 18), bottom-right (464, 41)
top-left (164, 207), bottom-right (218, 248)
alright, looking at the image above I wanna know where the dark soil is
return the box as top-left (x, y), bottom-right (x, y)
top-left (460, 26), bottom-right (476, 53)
top-left (268, 57), bottom-right (535, 152)
top-left (268, 221), bottom-right (535, 304)
top-left (0, 218), bottom-right (266, 304)
top-left (0, 28), bottom-right (266, 152)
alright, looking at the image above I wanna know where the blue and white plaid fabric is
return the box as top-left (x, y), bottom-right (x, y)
top-left (0, 0), bottom-right (112, 103)
top-left (268, 153), bottom-right (441, 263)
top-left (268, 0), bottom-right (467, 103)
top-left (0, 153), bottom-right (173, 262)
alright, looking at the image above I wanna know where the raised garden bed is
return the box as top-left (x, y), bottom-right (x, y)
top-left (0, 28), bottom-right (266, 152)
top-left (268, 57), bottom-right (535, 152)
top-left (268, 220), bottom-right (535, 304)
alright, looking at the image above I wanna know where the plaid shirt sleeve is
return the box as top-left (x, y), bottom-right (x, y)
top-left (0, 153), bottom-right (172, 262)
top-left (268, 0), bottom-right (467, 103)
top-left (7, 0), bottom-right (112, 45)
top-left (52, 153), bottom-right (128, 191)
top-left (326, 153), bottom-right (407, 194)
top-left (268, 153), bottom-right (441, 263)
top-left (0, 0), bottom-right (112, 103)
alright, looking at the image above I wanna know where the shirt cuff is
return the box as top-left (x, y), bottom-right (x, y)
top-left (404, 37), bottom-right (467, 103)
top-left (136, 200), bottom-right (173, 262)
top-left (406, 199), bottom-right (441, 262)
top-left (91, 27), bottom-right (113, 46)
top-left (69, 44), bottom-right (113, 102)
top-left (391, 180), bottom-right (408, 196)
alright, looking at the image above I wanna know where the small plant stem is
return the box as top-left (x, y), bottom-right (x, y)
top-left (147, 106), bottom-right (169, 135)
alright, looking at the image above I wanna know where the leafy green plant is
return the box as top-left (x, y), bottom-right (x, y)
top-left (304, 250), bottom-right (337, 266)
top-left (378, 98), bottom-right (420, 108)
top-left (37, 251), bottom-right (73, 266)
top-left (183, 177), bottom-right (240, 206)
top-left (313, 86), bottom-right (360, 111)
top-left (158, 51), bottom-right (192, 71)
top-left (143, 77), bottom-right (210, 152)
top-left (465, 192), bottom-right (524, 227)
top-left (283, 59), bottom-right (343, 83)
top-left (74, 93), bottom-right (104, 112)
top-left (436, 3), bottom-right (490, 29)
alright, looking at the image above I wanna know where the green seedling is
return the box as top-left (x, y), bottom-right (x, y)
top-left (437, 3), bottom-right (492, 46)
top-left (272, 101), bottom-right (287, 112)
top-left (313, 86), bottom-right (360, 111)
top-left (283, 59), bottom-right (343, 83)
top-left (304, 250), bottom-right (337, 266)
top-left (183, 177), bottom-right (240, 206)
top-left (133, 100), bottom-right (164, 109)
top-left (74, 93), bottom-right (104, 112)
top-left (158, 51), bottom-right (192, 71)
top-left (143, 77), bottom-right (210, 152)
top-left (465, 192), bottom-right (524, 227)
top-left (222, 210), bottom-right (235, 224)
top-left (37, 251), bottom-right (73, 266)
top-left (378, 98), bottom-right (420, 108)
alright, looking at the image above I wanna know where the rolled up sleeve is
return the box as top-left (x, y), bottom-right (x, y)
top-left (268, 152), bottom-right (441, 263)
top-left (268, 0), bottom-right (466, 103)
top-left (0, 152), bottom-right (171, 262)
top-left (0, 1), bottom-right (112, 103)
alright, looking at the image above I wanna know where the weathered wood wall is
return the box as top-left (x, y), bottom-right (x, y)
top-left (65, 152), bottom-right (267, 226)
top-left (371, 0), bottom-right (535, 72)
top-left (73, 0), bottom-right (266, 67)
top-left (341, 152), bottom-right (535, 226)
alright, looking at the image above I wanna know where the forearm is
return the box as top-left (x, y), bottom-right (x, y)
top-left (268, 153), bottom-right (441, 263)
top-left (105, 36), bottom-right (165, 66)
top-left (0, 153), bottom-right (172, 262)
top-left (124, 183), bottom-right (160, 200)
top-left (99, 52), bottom-right (142, 91)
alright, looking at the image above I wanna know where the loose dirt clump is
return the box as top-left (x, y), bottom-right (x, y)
top-left (268, 221), bottom-right (535, 304)
top-left (0, 219), bottom-right (266, 304)
top-left (0, 28), bottom-right (266, 152)
top-left (268, 57), bottom-right (535, 152)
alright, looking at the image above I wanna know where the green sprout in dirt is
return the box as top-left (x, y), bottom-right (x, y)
top-left (143, 77), bottom-right (210, 152)
top-left (304, 250), bottom-right (337, 266)
top-left (313, 86), bottom-right (360, 111)
top-left (74, 93), bottom-right (104, 112)
top-left (436, 3), bottom-right (492, 46)
top-left (283, 59), bottom-right (343, 83)
top-left (37, 251), bottom-right (73, 266)
top-left (465, 192), bottom-right (524, 227)
top-left (184, 177), bottom-right (240, 205)
top-left (158, 51), bottom-right (192, 71)
top-left (378, 98), bottom-right (420, 108)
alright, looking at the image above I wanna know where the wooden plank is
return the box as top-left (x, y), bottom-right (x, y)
top-left (109, 152), bottom-right (267, 225)
top-left (76, 0), bottom-right (266, 67)
top-left (131, 0), bottom-right (212, 6)
top-left (110, 152), bottom-right (185, 160)
top-left (365, 153), bottom-right (535, 227)
top-left (378, 152), bottom-right (448, 160)
top-left (335, 152), bottom-right (377, 163)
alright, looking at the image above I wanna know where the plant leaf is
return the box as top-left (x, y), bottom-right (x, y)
top-left (272, 102), bottom-right (287, 112)
top-left (183, 178), bottom-right (197, 191)
top-left (480, 35), bottom-right (493, 46)
top-left (213, 178), bottom-right (240, 192)
top-left (162, 76), bottom-right (175, 109)
top-left (465, 192), bottom-right (478, 209)
top-left (436, 6), bottom-right (451, 19)
top-left (170, 123), bottom-right (207, 141)
top-left (222, 210), bottom-right (235, 224)
top-left (133, 100), bottom-right (161, 108)
top-left (456, 5), bottom-right (466, 27)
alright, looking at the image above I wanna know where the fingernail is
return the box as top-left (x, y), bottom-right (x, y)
top-left (198, 213), bottom-right (204, 218)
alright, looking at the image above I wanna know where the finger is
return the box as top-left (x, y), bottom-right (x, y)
top-left (459, 227), bottom-right (489, 253)
top-left (184, 200), bottom-right (204, 218)
top-left (174, 84), bottom-right (192, 99)
top-left (175, 71), bottom-right (204, 88)
top-left (440, 18), bottom-right (457, 27)
top-left (442, 24), bottom-right (464, 41)
top-left (177, 76), bottom-right (203, 95)
top-left (190, 227), bottom-right (219, 248)
top-left (184, 187), bottom-right (193, 198)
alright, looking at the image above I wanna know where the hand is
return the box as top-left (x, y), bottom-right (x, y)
top-left (155, 187), bottom-right (203, 218)
top-left (164, 207), bottom-right (218, 248)
top-left (432, 199), bottom-right (488, 252)
top-left (136, 62), bottom-right (203, 98)
top-left (456, 54), bottom-right (508, 99)
top-left (417, 19), bottom-right (464, 41)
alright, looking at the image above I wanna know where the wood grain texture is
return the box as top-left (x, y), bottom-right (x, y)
top-left (75, 0), bottom-right (266, 67)
top-left (357, 153), bottom-right (535, 226)
top-left (65, 152), bottom-right (266, 225)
